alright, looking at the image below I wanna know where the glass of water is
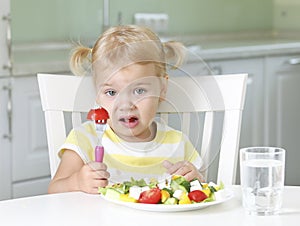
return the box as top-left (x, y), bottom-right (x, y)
top-left (240, 147), bottom-right (285, 215)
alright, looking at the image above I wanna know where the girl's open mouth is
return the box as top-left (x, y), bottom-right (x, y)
top-left (119, 116), bottom-right (139, 128)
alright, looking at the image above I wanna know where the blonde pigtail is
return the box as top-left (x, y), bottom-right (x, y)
top-left (69, 45), bottom-right (92, 76)
top-left (163, 41), bottom-right (186, 69)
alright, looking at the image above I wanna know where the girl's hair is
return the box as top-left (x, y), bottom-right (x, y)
top-left (70, 25), bottom-right (186, 86)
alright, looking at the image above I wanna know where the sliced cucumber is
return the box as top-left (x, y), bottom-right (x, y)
top-left (105, 188), bottom-right (121, 200)
top-left (164, 197), bottom-right (178, 205)
top-left (170, 180), bottom-right (188, 193)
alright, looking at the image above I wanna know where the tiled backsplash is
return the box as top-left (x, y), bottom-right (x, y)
top-left (11, 0), bottom-right (300, 44)
top-left (11, 0), bottom-right (274, 43)
top-left (273, 0), bottom-right (300, 31)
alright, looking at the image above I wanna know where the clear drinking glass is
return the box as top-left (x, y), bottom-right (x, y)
top-left (240, 147), bottom-right (285, 215)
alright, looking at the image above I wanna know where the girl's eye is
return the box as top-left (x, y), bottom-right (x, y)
top-left (134, 88), bottom-right (146, 95)
top-left (105, 90), bottom-right (117, 96)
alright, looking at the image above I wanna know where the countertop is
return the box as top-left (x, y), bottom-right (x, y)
top-left (186, 39), bottom-right (300, 61)
top-left (177, 32), bottom-right (300, 61)
top-left (8, 32), bottom-right (300, 76)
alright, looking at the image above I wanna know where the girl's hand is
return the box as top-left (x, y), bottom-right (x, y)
top-left (76, 162), bottom-right (110, 194)
top-left (162, 160), bottom-right (204, 182)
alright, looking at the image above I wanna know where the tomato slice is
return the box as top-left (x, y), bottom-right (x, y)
top-left (138, 188), bottom-right (162, 204)
top-left (188, 190), bottom-right (207, 202)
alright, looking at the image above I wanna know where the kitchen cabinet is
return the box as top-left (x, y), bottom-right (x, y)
top-left (2, 0), bottom-right (102, 199)
top-left (1, 4), bottom-right (51, 195)
top-left (265, 55), bottom-right (300, 186)
top-left (0, 76), bottom-right (50, 200)
top-left (197, 55), bottom-right (300, 186)
top-left (1, 0), bottom-right (65, 200)
top-left (175, 58), bottom-right (265, 147)
top-left (206, 58), bottom-right (265, 149)
top-left (207, 58), bottom-right (264, 148)
top-left (11, 76), bottom-right (50, 198)
top-left (0, 0), bottom-right (12, 200)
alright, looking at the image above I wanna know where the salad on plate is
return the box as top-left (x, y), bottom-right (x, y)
top-left (98, 175), bottom-right (227, 205)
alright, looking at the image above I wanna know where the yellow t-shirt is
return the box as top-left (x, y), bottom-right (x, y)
top-left (59, 121), bottom-right (202, 183)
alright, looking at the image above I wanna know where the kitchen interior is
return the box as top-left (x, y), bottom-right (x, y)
top-left (1, 0), bottom-right (300, 201)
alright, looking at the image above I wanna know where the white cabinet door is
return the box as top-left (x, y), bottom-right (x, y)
top-left (265, 55), bottom-right (300, 186)
top-left (0, 78), bottom-right (12, 200)
top-left (11, 76), bottom-right (50, 196)
top-left (170, 57), bottom-right (265, 149)
top-left (207, 58), bottom-right (265, 148)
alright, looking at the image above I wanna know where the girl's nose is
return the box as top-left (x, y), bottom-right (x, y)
top-left (114, 91), bottom-right (136, 111)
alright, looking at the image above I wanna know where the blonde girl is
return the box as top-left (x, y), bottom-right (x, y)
top-left (48, 25), bottom-right (203, 194)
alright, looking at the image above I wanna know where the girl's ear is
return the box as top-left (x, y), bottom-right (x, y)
top-left (159, 75), bottom-right (168, 102)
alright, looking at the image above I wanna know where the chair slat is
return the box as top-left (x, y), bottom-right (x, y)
top-left (200, 111), bottom-right (214, 180)
top-left (181, 113), bottom-right (190, 137)
top-left (72, 112), bottom-right (82, 128)
top-left (44, 111), bottom-right (66, 177)
top-left (159, 113), bottom-right (169, 125)
top-left (217, 110), bottom-right (243, 184)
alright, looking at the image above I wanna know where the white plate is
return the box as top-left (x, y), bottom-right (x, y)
top-left (101, 188), bottom-right (234, 212)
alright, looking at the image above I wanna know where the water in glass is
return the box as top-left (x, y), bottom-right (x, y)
top-left (241, 158), bottom-right (284, 215)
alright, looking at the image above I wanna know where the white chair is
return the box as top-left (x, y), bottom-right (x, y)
top-left (38, 73), bottom-right (247, 185)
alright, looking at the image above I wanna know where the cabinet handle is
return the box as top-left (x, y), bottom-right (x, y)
top-left (2, 13), bottom-right (13, 75)
top-left (287, 58), bottom-right (300, 65)
top-left (2, 83), bottom-right (13, 141)
top-left (2, 14), bottom-right (13, 141)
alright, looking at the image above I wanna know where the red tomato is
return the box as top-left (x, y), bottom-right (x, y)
top-left (188, 190), bottom-right (207, 202)
top-left (138, 188), bottom-right (162, 204)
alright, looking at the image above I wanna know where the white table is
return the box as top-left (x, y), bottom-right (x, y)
top-left (0, 186), bottom-right (299, 226)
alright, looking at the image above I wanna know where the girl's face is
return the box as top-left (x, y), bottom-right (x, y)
top-left (96, 63), bottom-right (167, 142)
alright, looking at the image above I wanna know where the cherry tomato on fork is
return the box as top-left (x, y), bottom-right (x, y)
top-left (138, 188), bottom-right (162, 204)
top-left (87, 107), bottom-right (109, 124)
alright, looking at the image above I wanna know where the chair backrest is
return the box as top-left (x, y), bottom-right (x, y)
top-left (38, 73), bottom-right (247, 185)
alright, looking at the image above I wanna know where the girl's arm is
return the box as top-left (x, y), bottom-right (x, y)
top-left (48, 149), bottom-right (109, 194)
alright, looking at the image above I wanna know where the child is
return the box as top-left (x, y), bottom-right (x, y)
top-left (48, 25), bottom-right (203, 194)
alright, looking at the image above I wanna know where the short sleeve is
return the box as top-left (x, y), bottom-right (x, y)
top-left (58, 122), bottom-right (97, 163)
